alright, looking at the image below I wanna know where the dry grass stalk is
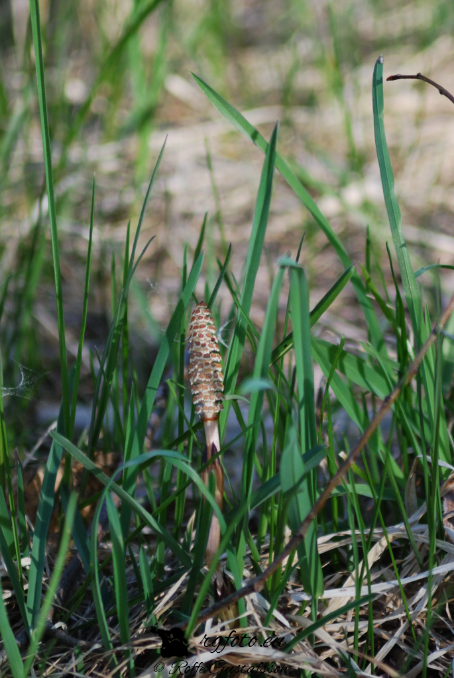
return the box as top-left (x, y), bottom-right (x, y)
top-left (187, 286), bottom-right (454, 629)
top-left (188, 301), bottom-right (225, 569)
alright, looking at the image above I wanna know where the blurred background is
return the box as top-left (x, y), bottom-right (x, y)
top-left (2, 0), bottom-right (454, 450)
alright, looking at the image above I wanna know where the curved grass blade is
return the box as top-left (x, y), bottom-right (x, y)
top-left (90, 488), bottom-right (117, 662)
top-left (23, 494), bottom-right (77, 677)
top-left (192, 73), bottom-right (385, 353)
top-left (51, 435), bottom-right (227, 566)
top-left (52, 433), bottom-right (192, 565)
top-left (207, 243), bottom-right (232, 310)
top-left (119, 251), bottom-right (204, 533)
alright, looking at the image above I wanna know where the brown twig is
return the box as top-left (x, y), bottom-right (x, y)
top-left (185, 288), bottom-right (454, 629)
top-left (387, 72), bottom-right (454, 106)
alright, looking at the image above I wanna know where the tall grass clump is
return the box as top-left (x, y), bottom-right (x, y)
top-left (1, 1), bottom-right (454, 674)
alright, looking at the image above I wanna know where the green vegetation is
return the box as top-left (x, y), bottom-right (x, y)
top-left (1, 0), bottom-right (454, 676)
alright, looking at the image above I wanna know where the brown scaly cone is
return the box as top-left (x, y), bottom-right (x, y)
top-left (188, 302), bottom-right (238, 628)
top-left (188, 301), bottom-right (225, 570)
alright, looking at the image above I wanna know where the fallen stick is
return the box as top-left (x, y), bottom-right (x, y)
top-left (185, 287), bottom-right (454, 629)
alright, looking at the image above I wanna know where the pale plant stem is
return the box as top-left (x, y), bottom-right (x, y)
top-left (202, 417), bottom-right (223, 568)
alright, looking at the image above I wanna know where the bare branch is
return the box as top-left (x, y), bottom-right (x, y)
top-left (187, 288), bottom-right (454, 629)
top-left (387, 72), bottom-right (454, 106)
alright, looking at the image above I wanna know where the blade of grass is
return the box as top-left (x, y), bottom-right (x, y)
top-left (29, 0), bottom-right (70, 434)
top-left (221, 123), bottom-right (278, 439)
top-left (243, 265), bottom-right (285, 494)
top-left (207, 244), bottom-right (232, 310)
top-left (373, 56), bottom-right (451, 465)
top-left (288, 260), bottom-right (323, 599)
top-left (59, 483), bottom-right (90, 574)
top-left (270, 264), bottom-right (354, 366)
top-left (26, 384), bottom-right (70, 631)
top-left (106, 494), bottom-right (133, 673)
top-left (22, 493), bottom-right (77, 677)
top-left (372, 57), bottom-right (421, 335)
top-left (139, 545), bottom-right (155, 617)
top-left (90, 490), bottom-right (117, 661)
top-left (120, 251), bottom-right (204, 528)
top-left (0, 355), bottom-right (8, 489)
top-left (192, 73), bottom-right (385, 353)
top-left (51, 435), bottom-right (227, 568)
top-left (0, 576), bottom-right (24, 678)
top-left (70, 177), bottom-right (96, 439)
top-left (0, 486), bottom-right (29, 633)
top-left (88, 140), bottom-right (166, 456)
top-left (60, 0), bottom-right (166, 160)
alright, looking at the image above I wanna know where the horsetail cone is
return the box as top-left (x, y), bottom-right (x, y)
top-left (188, 301), bottom-right (225, 569)
top-left (188, 301), bottom-right (224, 422)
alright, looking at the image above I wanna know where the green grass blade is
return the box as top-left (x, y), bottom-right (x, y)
top-left (193, 212), bottom-right (207, 266)
top-left (120, 383), bottom-right (137, 536)
top-left (0, 487), bottom-right (29, 633)
top-left (221, 123), bottom-right (278, 436)
top-left (243, 266), bottom-right (285, 493)
top-left (70, 177), bottom-right (96, 438)
top-left (0, 369), bottom-right (7, 489)
top-left (26, 423), bottom-right (66, 630)
top-left (60, 483), bottom-right (90, 574)
top-left (139, 545), bottom-right (155, 616)
top-left (29, 0), bottom-right (70, 433)
top-left (0, 576), bottom-right (24, 677)
top-left (0, 91), bottom-right (29, 189)
top-left (288, 261), bottom-right (323, 598)
top-left (106, 494), bottom-right (131, 654)
top-left (285, 594), bottom-right (375, 651)
top-left (88, 142), bottom-right (166, 454)
top-left (372, 57), bottom-right (421, 335)
top-left (270, 264), bottom-right (354, 366)
top-left (22, 493), bottom-right (77, 677)
top-left (51, 434), bottom-right (201, 568)
top-left (124, 251), bottom-right (204, 474)
top-left (61, 0), bottom-right (166, 156)
top-left (207, 244), bottom-right (232, 310)
top-left (90, 491), bottom-right (117, 660)
top-left (16, 463), bottom-right (28, 558)
top-left (192, 73), bottom-right (385, 353)
top-left (181, 490), bottom-right (212, 616)
top-left (312, 338), bottom-right (394, 399)
top-left (372, 56), bottom-right (450, 462)
top-left (0, 275), bottom-right (11, 325)
top-left (185, 498), bottom-right (250, 637)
